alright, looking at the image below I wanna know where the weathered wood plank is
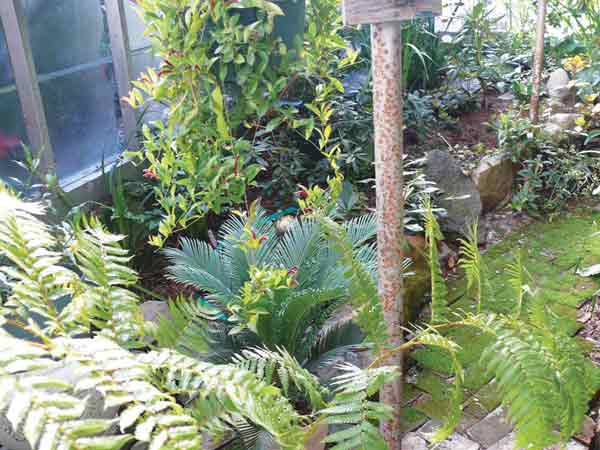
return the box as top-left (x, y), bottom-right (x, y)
top-left (342, 0), bottom-right (441, 26)
top-left (105, 0), bottom-right (139, 148)
top-left (0, 0), bottom-right (54, 173)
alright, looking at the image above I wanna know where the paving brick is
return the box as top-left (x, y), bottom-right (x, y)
top-left (488, 432), bottom-right (589, 450)
top-left (402, 432), bottom-right (428, 450)
top-left (466, 407), bottom-right (512, 448)
top-left (433, 433), bottom-right (480, 450)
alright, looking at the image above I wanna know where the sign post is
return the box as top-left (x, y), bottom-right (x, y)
top-left (342, 1), bottom-right (441, 447)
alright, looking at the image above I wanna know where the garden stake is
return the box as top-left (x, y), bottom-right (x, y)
top-left (371, 22), bottom-right (405, 449)
top-left (530, 0), bottom-right (547, 123)
top-left (341, 0), bottom-right (441, 446)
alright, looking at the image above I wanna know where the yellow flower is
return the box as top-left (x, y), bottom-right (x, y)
top-left (575, 116), bottom-right (587, 127)
top-left (585, 94), bottom-right (598, 104)
top-left (563, 55), bottom-right (589, 74)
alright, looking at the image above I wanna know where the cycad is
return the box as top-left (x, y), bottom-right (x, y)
top-left (158, 205), bottom-right (379, 368)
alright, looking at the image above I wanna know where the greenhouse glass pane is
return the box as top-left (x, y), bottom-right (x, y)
top-left (126, 0), bottom-right (151, 51)
top-left (23, 0), bottom-right (123, 183)
top-left (0, 22), bottom-right (29, 185)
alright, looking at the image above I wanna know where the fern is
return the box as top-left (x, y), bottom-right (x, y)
top-left (458, 222), bottom-right (493, 312)
top-left (71, 223), bottom-right (144, 347)
top-left (320, 363), bottom-right (399, 450)
top-left (423, 197), bottom-right (449, 324)
top-left (149, 295), bottom-right (223, 356)
top-left (319, 217), bottom-right (388, 352)
top-left (233, 346), bottom-right (327, 411)
top-left (505, 252), bottom-right (530, 319)
top-left (0, 188), bottom-right (80, 338)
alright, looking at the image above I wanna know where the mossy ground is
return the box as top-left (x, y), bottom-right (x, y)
top-left (405, 208), bottom-right (600, 428)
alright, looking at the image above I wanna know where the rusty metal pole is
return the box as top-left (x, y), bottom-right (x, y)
top-left (529, 0), bottom-right (547, 123)
top-left (372, 21), bottom-right (404, 450)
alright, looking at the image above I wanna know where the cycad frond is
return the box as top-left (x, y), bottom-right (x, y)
top-left (343, 213), bottom-right (377, 249)
top-left (233, 346), bottom-right (328, 411)
top-left (423, 197), bottom-right (449, 324)
top-left (320, 217), bottom-right (388, 352)
top-left (164, 238), bottom-right (234, 304)
top-left (320, 363), bottom-right (399, 450)
top-left (274, 288), bottom-right (344, 357)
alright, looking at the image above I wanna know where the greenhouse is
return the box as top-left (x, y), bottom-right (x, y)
top-left (1, 0), bottom-right (600, 449)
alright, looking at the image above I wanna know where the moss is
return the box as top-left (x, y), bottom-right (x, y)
top-left (400, 406), bottom-right (429, 432)
top-left (472, 382), bottom-right (502, 412)
top-left (413, 394), bottom-right (452, 422)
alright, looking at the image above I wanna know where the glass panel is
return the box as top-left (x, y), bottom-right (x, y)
top-left (126, 0), bottom-right (151, 51)
top-left (24, 0), bottom-right (123, 182)
top-left (39, 66), bottom-right (122, 181)
top-left (0, 22), bottom-right (29, 185)
top-left (24, 0), bottom-right (112, 75)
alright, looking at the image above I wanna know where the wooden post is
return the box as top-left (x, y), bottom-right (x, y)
top-left (0, 0), bottom-right (54, 173)
top-left (342, 2), bottom-right (440, 448)
top-left (371, 22), bottom-right (405, 449)
top-left (529, 0), bottom-right (547, 123)
top-left (105, 0), bottom-right (138, 148)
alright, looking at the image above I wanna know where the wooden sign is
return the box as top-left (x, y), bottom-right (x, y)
top-left (342, 0), bottom-right (441, 25)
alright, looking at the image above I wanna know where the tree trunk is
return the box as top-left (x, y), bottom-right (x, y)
top-left (529, 0), bottom-right (547, 123)
top-left (371, 22), bottom-right (405, 450)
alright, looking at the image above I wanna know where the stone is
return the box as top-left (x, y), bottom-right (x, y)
top-left (575, 415), bottom-right (596, 445)
top-left (402, 432), bottom-right (428, 450)
top-left (424, 150), bottom-right (482, 236)
top-left (141, 300), bottom-right (170, 323)
top-left (466, 407), bottom-right (512, 448)
top-left (471, 154), bottom-right (515, 213)
top-left (549, 113), bottom-right (584, 131)
top-left (434, 433), bottom-right (480, 450)
top-left (547, 68), bottom-right (574, 104)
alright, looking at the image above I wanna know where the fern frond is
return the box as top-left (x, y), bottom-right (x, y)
top-left (465, 312), bottom-right (599, 449)
top-left (233, 346), bottom-right (328, 411)
top-left (320, 363), bottom-right (399, 450)
top-left (319, 218), bottom-right (388, 352)
top-left (71, 224), bottom-right (144, 347)
top-left (140, 349), bottom-right (306, 449)
top-left (150, 296), bottom-right (223, 356)
top-left (423, 196), bottom-right (449, 324)
top-left (0, 189), bottom-right (80, 338)
top-left (458, 222), bottom-right (492, 312)
top-left (506, 251), bottom-right (535, 320)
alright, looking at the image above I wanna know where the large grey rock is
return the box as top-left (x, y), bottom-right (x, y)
top-left (425, 150), bottom-right (482, 235)
top-left (547, 68), bottom-right (574, 104)
top-left (471, 154), bottom-right (514, 213)
top-left (549, 113), bottom-right (583, 131)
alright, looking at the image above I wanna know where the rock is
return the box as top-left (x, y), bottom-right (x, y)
top-left (549, 113), bottom-right (583, 131)
top-left (471, 154), bottom-right (515, 213)
top-left (425, 150), bottom-right (482, 236)
top-left (547, 68), bottom-right (574, 104)
top-left (141, 300), bottom-right (170, 323)
top-left (259, 425), bottom-right (328, 450)
top-left (402, 432), bottom-right (428, 450)
top-left (543, 123), bottom-right (565, 139)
